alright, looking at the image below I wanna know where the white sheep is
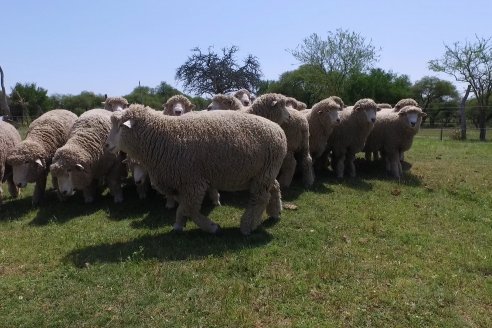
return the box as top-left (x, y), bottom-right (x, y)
top-left (50, 109), bottom-right (124, 203)
top-left (106, 104), bottom-right (288, 235)
top-left (363, 105), bottom-right (427, 178)
top-left (301, 97), bottom-right (342, 165)
top-left (122, 156), bottom-right (150, 200)
top-left (233, 89), bottom-right (255, 107)
top-left (162, 95), bottom-right (196, 116)
top-left (102, 97), bottom-right (129, 112)
top-left (286, 97), bottom-right (307, 111)
top-left (7, 109), bottom-right (78, 205)
top-left (207, 94), bottom-right (245, 111)
top-left (326, 98), bottom-right (378, 178)
top-left (0, 119), bottom-right (22, 204)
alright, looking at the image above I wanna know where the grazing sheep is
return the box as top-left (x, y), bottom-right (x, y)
top-left (207, 94), bottom-right (244, 111)
top-left (102, 97), bottom-right (129, 112)
top-left (233, 89), bottom-right (255, 107)
top-left (243, 93), bottom-right (291, 126)
top-left (7, 109), bottom-right (78, 205)
top-left (162, 95), bottom-right (196, 116)
top-left (50, 109), bottom-right (124, 203)
top-left (286, 97), bottom-right (307, 111)
top-left (106, 105), bottom-right (287, 235)
top-left (363, 105), bottom-right (427, 178)
top-left (301, 98), bottom-right (342, 164)
top-left (0, 119), bottom-right (22, 204)
top-left (326, 98), bottom-right (378, 178)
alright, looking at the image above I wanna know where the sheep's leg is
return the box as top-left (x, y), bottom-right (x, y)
top-left (83, 180), bottom-right (97, 203)
top-left (136, 176), bottom-right (150, 200)
top-left (7, 171), bottom-right (20, 199)
top-left (365, 151), bottom-right (371, 161)
top-left (0, 182), bottom-right (3, 205)
top-left (32, 173), bottom-right (47, 206)
top-left (51, 175), bottom-right (65, 201)
top-left (178, 186), bottom-right (220, 234)
top-left (301, 153), bottom-right (314, 188)
top-left (278, 152), bottom-right (296, 189)
top-left (334, 153), bottom-right (346, 179)
top-left (240, 185), bottom-right (270, 235)
top-left (165, 191), bottom-right (177, 209)
top-left (374, 151), bottom-right (380, 161)
top-left (107, 164), bottom-right (124, 203)
top-left (346, 153), bottom-right (357, 178)
top-left (388, 152), bottom-right (401, 179)
top-left (265, 180), bottom-right (282, 220)
top-left (207, 188), bottom-right (221, 206)
top-left (173, 204), bottom-right (188, 232)
top-left (384, 154), bottom-right (391, 172)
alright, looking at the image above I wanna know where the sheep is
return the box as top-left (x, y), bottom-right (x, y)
top-left (326, 98), bottom-right (378, 178)
top-left (50, 109), bottom-right (124, 203)
top-left (207, 94), bottom-right (244, 111)
top-left (162, 95), bottom-right (196, 116)
top-left (122, 156), bottom-right (151, 200)
top-left (286, 97), bottom-right (307, 111)
top-left (301, 97), bottom-right (342, 165)
top-left (363, 105), bottom-right (426, 178)
top-left (0, 119), bottom-right (22, 204)
top-left (243, 93), bottom-right (313, 189)
top-left (106, 104), bottom-right (288, 235)
top-left (102, 97), bottom-right (129, 112)
top-left (394, 98), bottom-right (419, 112)
top-left (377, 103), bottom-right (392, 110)
top-left (7, 109), bottom-right (78, 205)
top-left (233, 89), bottom-right (255, 107)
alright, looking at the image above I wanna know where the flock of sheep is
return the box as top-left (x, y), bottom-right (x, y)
top-left (0, 91), bottom-right (426, 235)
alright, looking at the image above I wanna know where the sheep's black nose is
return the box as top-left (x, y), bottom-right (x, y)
top-left (336, 118), bottom-right (340, 123)
top-left (411, 122), bottom-right (416, 127)
top-left (62, 190), bottom-right (68, 195)
top-left (371, 118), bottom-right (376, 123)
top-left (17, 183), bottom-right (23, 188)
top-left (104, 143), bottom-right (109, 148)
top-left (135, 180), bottom-right (142, 185)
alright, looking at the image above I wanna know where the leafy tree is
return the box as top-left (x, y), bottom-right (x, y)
top-left (429, 35), bottom-right (492, 140)
top-left (49, 91), bottom-right (105, 116)
top-left (155, 81), bottom-right (182, 102)
top-left (124, 85), bottom-right (163, 109)
top-left (9, 83), bottom-right (50, 121)
top-left (176, 46), bottom-right (262, 96)
top-left (345, 69), bottom-right (412, 105)
top-left (289, 29), bottom-right (379, 95)
top-left (411, 76), bottom-right (459, 127)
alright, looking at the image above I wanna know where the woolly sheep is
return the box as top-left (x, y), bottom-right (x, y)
top-left (7, 109), bottom-right (78, 205)
top-left (233, 89), bottom-right (255, 107)
top-left (0, 119), bottom-right (22, 204)
top-left (162, 95), bottom-right (196, 116)
top-left (123, 156), bottom-right (151, 200)
top-left (377, 103), bottom-right (392, 110)
top-left (363, 105), bottom-right (427, 178)
top-left (242, 93), bottom-right (291, 127)
top-left (106, 104), bottom-right (287, 235)
top-left (102, 97), bottom-right (129, 112)
top-left (301, 97), bottom-right (342, 163)
top-left (50, 109), bottom-right (124, 203)
top-left (326, 98), bottom-right (378, 178)
top-left (394, 98), bottom-right (419, 112)
top-left (207, 94), bottom-right (245, 111)
top-left (286, 97), bottom-right (307, 111)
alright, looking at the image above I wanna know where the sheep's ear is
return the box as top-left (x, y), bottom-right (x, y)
top-left (271, 100), bottom-right (278, 107)
top-left (190, 104), bottom-right (196, 111)
top-left (421, 112), bottom-right (427, 118)
top-left (122, 119), bottom-right (133, 128)
top-left (35, 159), bottom-right (44, 167)
top-left (49, 163), bottom-right (57, 171)
top-left (75, 164), bottom-right (85, 172)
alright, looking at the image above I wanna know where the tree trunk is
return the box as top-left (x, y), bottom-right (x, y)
top-left (0, 65), bottom-right (11, 117)
top-left (479, 107), bottom-right (487, 141)
top-left (460, 85), bottom-right (471, 140)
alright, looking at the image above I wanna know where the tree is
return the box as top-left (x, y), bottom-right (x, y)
top-left (176, 46), bottom-right (262, 96)
top-left (289, 29), bottom-right (380, 95)
top-left (429, 35), bottom-right (492, 140)
top-left (10, 83), bottom-right (50, 122)
top-left (0, 65), bottom-right (11, 117)
top-left (411, 76), bottom-right (459, 127)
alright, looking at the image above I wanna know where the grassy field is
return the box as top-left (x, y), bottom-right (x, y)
top-left (1, 136), bottom-right (491, 327)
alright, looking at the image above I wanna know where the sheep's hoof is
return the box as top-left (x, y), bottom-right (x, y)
top-left (262, 216), bottom-right (280, 228)
top-left (172, 224), bottom-right (184, 234)
top-left (212, 224), bottom-right (222, 236)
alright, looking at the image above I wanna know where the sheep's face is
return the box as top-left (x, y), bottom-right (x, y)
top-left (328, 110), bottom-right (341, 125)
top-left (103, 100), bottom-right (128, 112)
top-left (238, 93), bottom-right (251, 107)
top-left (400, 109), bottom-right (426, 130)
top-left (258, 99), bottom-right (290, 125)
top-left (52, 164), bottom-right (90, 196)
top-left (172, 102), bottom-right (185, 116)
top-left (11, 159), bottom-right (44, 188)
top-left (207, 100), bottom-right (224, 111)
top-left (363, 108), bottom-right (377, 124)
top-left (133, 164), bottom-right (147, 185)
top-left (106, 117), bottom-right (126, 154)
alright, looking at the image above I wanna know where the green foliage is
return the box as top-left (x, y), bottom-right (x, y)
top-left (176, 46), bottom-right (262, 96)
top-left (49, 91), bottom-right (105, 116)
top-left (9, 82), bottom-right (50, 119)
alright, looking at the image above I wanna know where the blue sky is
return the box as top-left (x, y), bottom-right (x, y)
top-left (2, 0), bottom-right (490, 97)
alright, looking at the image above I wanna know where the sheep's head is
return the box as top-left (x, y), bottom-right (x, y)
top-left (207, 94), bottom-right (243, 111)
top-left (163, 95), bottom-right (195, 116)
top-left (285, 97), bottom-right (307, 111)
top-left (353, 98), bottom-right (378, 124)
top-left (398, 105), bottom-right (427, 130)
top-left (377, 103), bottom-right (392, 111)
top-left (123, 157), bottom-right (147, 185)
top-left (328, 96), bottom-right (345, 109)
top-left (7, 141), bottom-right (47, 188)
top-left (106, 111), bottom-right (127, 154)
top-left (394, 98), bottom-right (419, 112)
top-left (250, 93), bottom-right (290, 125)
top-left (50, 160), bottom-right (91, 196)
top-left (102, 97), bottom-right (129, 112)
top-left (233, 89), bottom-right (254, 107)
top-left (311, 98), bottom-right (342, 128)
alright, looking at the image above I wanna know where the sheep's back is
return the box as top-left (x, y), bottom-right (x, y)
top-left (0, 121), bottom-right (21, 168)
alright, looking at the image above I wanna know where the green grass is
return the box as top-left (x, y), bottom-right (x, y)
top-left (1, 137), bottom-right (492, 327)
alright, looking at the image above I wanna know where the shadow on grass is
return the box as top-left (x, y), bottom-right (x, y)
top-left (65, 227), bottom-right (273, 267)
top-left (0, 194), bottom-right (35, 220)
top-left (354, 158), bottom-right (423, 187)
